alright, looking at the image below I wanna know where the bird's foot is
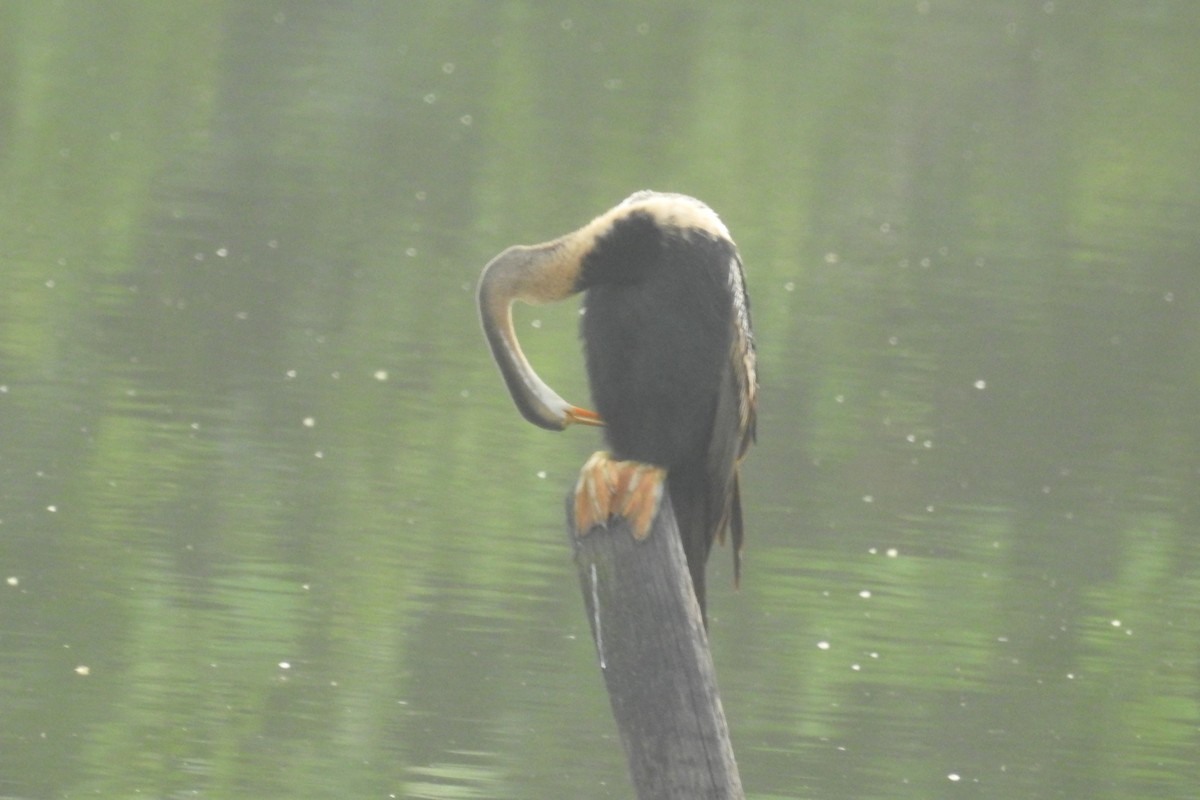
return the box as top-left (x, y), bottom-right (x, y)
top-left (573, 451), bottom-right (666, 540)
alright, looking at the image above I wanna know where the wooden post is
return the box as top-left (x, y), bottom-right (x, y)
top-left (566, 492), bottom-right (744, 800)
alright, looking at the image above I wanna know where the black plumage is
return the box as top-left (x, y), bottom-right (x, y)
top-left (578, 210), bottom-right (753, 616)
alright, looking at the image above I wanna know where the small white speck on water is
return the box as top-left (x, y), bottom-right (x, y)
top-left (886, 548), bottom-right (898, 558)
top-left (859, 590), bottom-right (872, 599)
top-left (47, 505), bottom-right (58, 513)
top-left (862, 495), bottom-right (874, 503)
top-left (373, 369), bottom-right (389, 381)
top-left (1110, 619), bottom-right (1121, 627)
top-left (6, 576), bottom-right (18, 587)
top-left (817, 640), bottom-right (830, 650)
top-left (947, 773), bottom-right (961, 782)
top-left (285, 369), bottom-right (297, 379)
top-left (974, 379), bottom-right (987, 389)
top-left (824, 252), bottom-right (839, 264)
top-left (536, 470), bottom-right (547, 479)
top-left (531, 319), bottom-right (542, 329)
top-left (216, 247), bottom-right (228, 258)
top-left (784, 281), bottom-right (795, 292)
top-left (278, 661), bottom-right (291, 670)
top-left (302, 417), bottom-right (315, 428)
top-left (75, 665), bottom-right (91, 676)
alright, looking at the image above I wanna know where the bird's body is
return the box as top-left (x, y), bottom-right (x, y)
top-left (478, 191), bottom-right (756, 621)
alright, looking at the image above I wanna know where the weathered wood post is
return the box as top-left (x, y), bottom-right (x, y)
top-left (567, 492), bottom-right (744, 800)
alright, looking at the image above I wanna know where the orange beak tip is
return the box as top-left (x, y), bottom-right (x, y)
top-left (567, 407), bottom-right (605, 427)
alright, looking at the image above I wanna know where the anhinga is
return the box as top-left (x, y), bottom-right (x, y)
top-left (478, 191), bottom-right (757, 621)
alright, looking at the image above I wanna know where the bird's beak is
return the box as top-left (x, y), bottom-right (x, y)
top-left (565, 406), bottom-right (604, 427)
top-left (477, 243), bottom-right (604, 431)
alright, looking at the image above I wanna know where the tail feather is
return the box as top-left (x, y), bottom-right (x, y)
top-left (730, 473), bottom-right (745, 589)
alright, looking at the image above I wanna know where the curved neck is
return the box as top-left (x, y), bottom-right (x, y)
top-left (477, 244), bottom-right (591, 431)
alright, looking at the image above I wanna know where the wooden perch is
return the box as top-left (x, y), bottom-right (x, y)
top-left (566, 491), bottom-right (744, 800)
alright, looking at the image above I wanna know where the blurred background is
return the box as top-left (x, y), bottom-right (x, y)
top-left (1, 3), bottom-right (1197, 798)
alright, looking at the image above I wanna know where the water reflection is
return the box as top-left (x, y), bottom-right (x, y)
top-left (2, 2), bottom-right (1198, 799)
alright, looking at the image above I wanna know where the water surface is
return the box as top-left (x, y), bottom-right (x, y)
top-left (2, 3), bottom-right (1198, 799)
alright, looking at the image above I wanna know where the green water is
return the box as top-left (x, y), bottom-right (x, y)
top-left (2, 3), bottom-right (1198, 798)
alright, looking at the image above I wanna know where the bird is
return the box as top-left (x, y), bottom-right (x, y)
top-left (477, 190), bottom-right (757, 622)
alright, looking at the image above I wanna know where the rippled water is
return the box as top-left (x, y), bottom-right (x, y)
top-left (2, 3), bottom-right (1198, 799)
